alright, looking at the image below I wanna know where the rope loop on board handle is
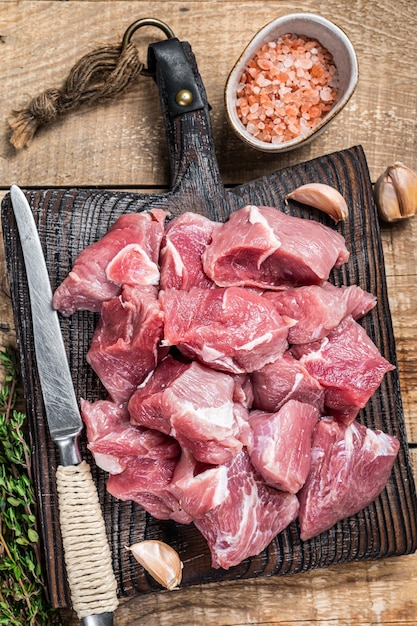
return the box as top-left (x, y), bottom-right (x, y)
top-left (8, 18), bottom-right (175, 149)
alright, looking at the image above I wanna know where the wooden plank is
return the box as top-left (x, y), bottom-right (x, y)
top-left (64, 552), bottom-right (417, 625)
top-left (116, 554), bottom-right (417, 625)
top-left (1, 0), bottom-right (416, 187)
top-left (381, 220), bottom-right (417, 440)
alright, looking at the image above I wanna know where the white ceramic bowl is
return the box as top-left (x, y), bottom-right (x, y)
top-left (225, 13), bottom-right (358, 153)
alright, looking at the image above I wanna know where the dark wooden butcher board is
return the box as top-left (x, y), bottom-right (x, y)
top-left (2, 38), bottom-right (417, 609)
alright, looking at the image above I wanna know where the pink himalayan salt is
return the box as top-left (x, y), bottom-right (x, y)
top-left (236, 33), bottom-right (339, 144)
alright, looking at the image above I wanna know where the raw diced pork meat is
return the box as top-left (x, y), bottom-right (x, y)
top-left (128, 355), bottom-right (188, 434)
top-left (87, 424), bottom-right (180, 466)
top-left (86, 285), bottom-right (165, 405)
top-left (298, 417), bottom-right (400, 540)
top-left (53, 210), bottom-right (166, 316)
top-left (202, 205), bottom-right (349, 290)
top-left (291, 316), bottom-right (395, 423)
top-left (128, 356), bottom-right (247, 464)
top-left (232, 374), bottom-right (254, 409)
top-left (160, 286), bottom-right (291, 374)
top-left (263, 282), bottom-right (376, 344)
top-left (321, 281), bottom-right (377, 319)
top-left (80, 398), bottom-right (128, 442)
top-left (106, 455), bottom-right (191, 524)
top-left (107, 456), bottom-right (176, 499)
top-left (194, 450), bottom-right (299, 569)
top-left (248, 400), bottom-right (320, 493)
top-left (81, 401), bottom-right (185, 522)
top-left (53, 199), bottom-right (399, 567)
top-left (159, 212), bottom-right (220, 290)
top-left (169, 448), bottom-right (229, 519)
top-left (81, 399), bottom-right (131, 473)
top-left (251, 351), bottom-right (324, 413)
top-left (81, 398), bottom-right (180, 474)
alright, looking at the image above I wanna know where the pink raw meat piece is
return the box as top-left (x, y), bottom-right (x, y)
top-left (80, 398), bottom-right (131, 473)
top-left (159, 212), bottom-right (221, 290)
top-left (169, 448), bottom-right (229, 519)
top-left (80, 398), bottom-right (128, 441)
top-left (232, 373), bottom-right (254, 409)
top-left (129, 356), bottom-right (247, 465)
top-left (53, 210), bottom-right (166, 316)
top-left (128, 355), bottom-right (189, 434)
top-left (264, 282), bottom-right (377, 344)
top-left (160, 286), bottom-right (291, 374)
top-left (251, 351), bottom-right (324, 413)
top-left (321, 281), bottom-right (377, 319)
top-left (291, 316), bottom-right (395, 424)
top-left (248, 400), bottom-right (320, 493)
top-left (202, 205), bottom-right (349, 290)
top-left (194, 450), bottom-right (299, 570)
top-left (81, 398), bottom-right (180, 474)
top-left (86, 285), bottom-right (165, 405)
top-left (298, 417), bottom-right (400, 540)
top-left (106, 455), bottom-right (191, 524)
top-left (87, 425), bottom-right (180, 461)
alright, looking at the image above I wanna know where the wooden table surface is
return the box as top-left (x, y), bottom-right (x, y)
top-left (1, 1), bottom-right (417, 624)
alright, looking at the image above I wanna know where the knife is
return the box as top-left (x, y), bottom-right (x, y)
top-left (10, 185), bottom-right (118, 626)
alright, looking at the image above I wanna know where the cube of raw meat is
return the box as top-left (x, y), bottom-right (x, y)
top-left (202, 205), bottom-right (349, 290)
top-left (291, 316), bottom-right (395, 424)
top-left (80, 398), bottom-right (129, 442)
top-left (86, 285), bottom-right (165, 404)
top-left (87, 424), bottom-right (180, 462)
top-left (128, 354), bottom-right (189, 435)
top-left (160, 286), bottom-right (291, 374)
top-left (232, 373), bottom-right (254, 409)
top-left (264, 282), bottom-right (376, 344)
top-left (53, 210), bottom-right (166, 316)
top-left (159, 212), bottom-right (221, 290)
top-left (251, 351), bottom-right (324, 413)
top-left (106, 455), bottom-right (191, 524)
top-left (298, 417), bottom-right (400, 540)
top-left (169, 448), bottom-right (229, 519)
top-left (248, 400), bottom-right (320, 493)
top-left (128, 355), bottom-right (189, 435)
top-left (81, 398), bottom-right (180, 474)
top-left (80, 398), bottom-right (130, 474)
top-left (194, 450), bottom-right (299, 569)
top-left (128, 356), bottom-right (248, 465)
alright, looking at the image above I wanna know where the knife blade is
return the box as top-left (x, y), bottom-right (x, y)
top-left (10, 185), bottom-right (118, 626)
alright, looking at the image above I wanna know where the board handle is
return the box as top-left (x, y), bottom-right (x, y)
top-left (148, 38), bottom-right (239, 221)
top-left (55, 461), bottom-right (118, 623)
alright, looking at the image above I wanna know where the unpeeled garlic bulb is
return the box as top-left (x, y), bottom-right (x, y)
top-left (285, 182), bottom-right (348, 223)
top-left (126, 540), bottom-right (183, 590)
top-left (374, 162), bottom-right (417, 222)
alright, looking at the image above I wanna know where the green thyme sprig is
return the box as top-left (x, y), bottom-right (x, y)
top-left (0, 346), bottom-right (63, 625)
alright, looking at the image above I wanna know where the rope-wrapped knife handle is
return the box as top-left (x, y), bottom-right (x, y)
top-left (56, 461), bottom-right (118, 623)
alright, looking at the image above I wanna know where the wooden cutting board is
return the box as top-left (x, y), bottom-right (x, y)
top-left (2, 37), bottom-right (417, 609)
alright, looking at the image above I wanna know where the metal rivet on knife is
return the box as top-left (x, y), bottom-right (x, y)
top-left (175, 89), bottom-right (193, 107)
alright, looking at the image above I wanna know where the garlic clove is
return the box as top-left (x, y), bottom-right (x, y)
top-left (126, 540), bottom-right (183, 590)
top-left (374, 162), bottom-right (417, 222)
top-left (285, 182), bottom-right (348, 223)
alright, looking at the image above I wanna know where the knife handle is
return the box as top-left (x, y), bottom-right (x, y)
top-left (55, 461), bottom-right (118, 622)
